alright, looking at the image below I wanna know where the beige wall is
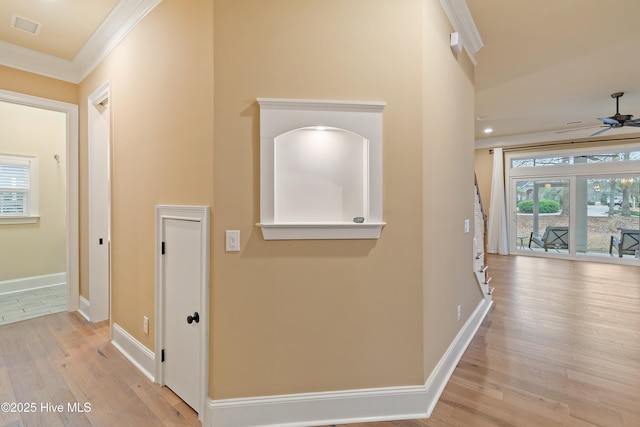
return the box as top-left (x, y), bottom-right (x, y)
top-left (475, 148), bottom-right (493, 213)
top-left (0, 101), bottom-right (67, 281)
top-left (2, 0), bottom-right (483, 404)
top-left (212, 0), bottom-right (483, 399)
top-left (78, 0), bottom-right (214, 348)
top-left (213, 0), bottom-right (426, 399)
top-left (0, 65), bottom-right (78, 105)
top-left (421, 0), bottom-right (483, 376)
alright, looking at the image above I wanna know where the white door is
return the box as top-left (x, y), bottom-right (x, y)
top-left (88, 84), bottom-right (111, 322)
top-left (163, 218), bottom-right (202, 411)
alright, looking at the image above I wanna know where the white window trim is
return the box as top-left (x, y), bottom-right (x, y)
top-left (0, 153), bottom-right (39, 225)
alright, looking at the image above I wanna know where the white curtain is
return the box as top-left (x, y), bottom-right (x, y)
top-left (487, 147), bottom-right (509, 254)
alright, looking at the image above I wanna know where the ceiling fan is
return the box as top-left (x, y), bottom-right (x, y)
top-left (591, 92), bottom-right (640, 136)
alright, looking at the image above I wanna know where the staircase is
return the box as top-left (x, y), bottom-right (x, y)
top-left (474, 174), bottom-right (494, 297)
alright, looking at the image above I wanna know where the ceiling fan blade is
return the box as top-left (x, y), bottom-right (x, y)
top-left (590, 126), bottom-right (612, 137)
top-left (623, 118), bottom-right (640, 127)
top-left (555, 125), bottom-right (601, 134)
top-left (597, 117), bottom-right (620, 125)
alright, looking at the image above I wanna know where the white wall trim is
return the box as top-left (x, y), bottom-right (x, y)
top-left (422, 295), bottom-right (493, 415)
top-left (78, 296), bottom-right (91, 321)
top-left (87, 81), bottom-right (112, 323)
top-left (111, 323), bottom-right (155, 382)
top-left (0, 89), bottom-right (79, 313)
top-left (204, 296), bottom-right (493, 427)
top-left (0, 273), bottom-right (66, 295)
top-left (0, 0), bottom-right (163, 83)
top-left (439, 0), bottom-right (484, 64)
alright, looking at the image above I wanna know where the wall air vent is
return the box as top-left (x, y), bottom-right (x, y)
top-left (10, 14), bottom-right (42, 36)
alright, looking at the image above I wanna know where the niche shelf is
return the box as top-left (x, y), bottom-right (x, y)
top-left (257, 98), bottom-right (386, 240)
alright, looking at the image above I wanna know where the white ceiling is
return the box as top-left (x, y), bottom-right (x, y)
top-left (468, 0), bottom-right (640, 147)
top-left (0, 0), bottom-right (119, 60)
top-left (2, 0), bottom-right (640, 147)
top-left (0, 0), bottom-right (161, 83)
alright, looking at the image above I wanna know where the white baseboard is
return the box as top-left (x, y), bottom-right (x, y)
top-left (0, 272), bottom-right (66, 294)
top-left (78, 296), bottom-right (90, 321)
top-left (111, 323), bottom-right (155, 382)
top-left (422, 295), bottom-right (493, 415)
top-left (206, 386), bottom-right (430, 427)
top-left (205, 296), bottom-right (493, 427)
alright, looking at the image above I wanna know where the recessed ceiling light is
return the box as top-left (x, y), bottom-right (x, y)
top-left (484, 128), bottom-right (493, 134)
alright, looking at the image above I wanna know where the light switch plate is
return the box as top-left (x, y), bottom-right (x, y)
top-left (464, 219), bottom-right (470, 233)
top-left (226, 230), bottom-right (240, 252)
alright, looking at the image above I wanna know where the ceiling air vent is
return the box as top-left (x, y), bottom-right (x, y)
top-left (10, 14), bottom-right (42, 36)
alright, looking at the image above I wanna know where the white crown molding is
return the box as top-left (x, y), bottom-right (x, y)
top-left (440, 0), bottom-right (484, 64)
top-left (0, 0), bottom-right (162, 84)
top-left (74, 0), bottom-right (163, 82)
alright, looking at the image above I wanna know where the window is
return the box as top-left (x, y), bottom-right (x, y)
top-left (511, 148), bottom-right (640, 168)
top-left (0, 154), bottom-right (38, 224)
top-left (506, 144), bottom-right (640, 263)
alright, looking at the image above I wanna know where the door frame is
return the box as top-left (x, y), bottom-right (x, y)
top-left (155, 205), bottom-right (210, 420)
top-left (0, 89), bottom-right (79, 311)
top-left (508, 175), bottom-right (575, 255)
top-left (87, 82), bottom-right (112, 322)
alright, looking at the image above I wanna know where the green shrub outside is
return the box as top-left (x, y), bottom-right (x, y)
top-left (517, 199), bottom-right (560, 213)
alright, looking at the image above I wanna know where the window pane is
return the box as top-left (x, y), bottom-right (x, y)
top-left (578, 177), bottom-right (640, 256)
top-left (511, 149), bottom-right (640, 168)
top-left (0, 159), bottom-right (30, 216)
top-left (514, 179), bottom-right (570, 253)
top-left (0, 191), bottom-right (27, 214)
top-left (0, 163), bottom-right (29, 190)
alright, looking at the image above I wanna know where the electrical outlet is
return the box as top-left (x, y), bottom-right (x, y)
top-left (457, 305), bottom-right (461, 321)
top-left (143, 316), bottom-right (149, 334)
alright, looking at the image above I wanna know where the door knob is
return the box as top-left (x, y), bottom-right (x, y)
top-left (187, 312), bottom-right (200, 324)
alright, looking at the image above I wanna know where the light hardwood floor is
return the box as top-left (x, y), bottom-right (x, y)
top-left (331, 255), bottom-right (640, 427)
top-left (0, 311), bottom-right (199, 427)
top-left (1, 255), bottom-right (638, 426)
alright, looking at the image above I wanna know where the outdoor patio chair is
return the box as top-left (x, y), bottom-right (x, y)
top-left (609, 229), bottom-right (640, 258)
top-left (529, 226), bottom-right (569, 251)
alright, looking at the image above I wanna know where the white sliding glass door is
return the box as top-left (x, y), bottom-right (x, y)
top-left (512, 178), bottom-right (570, 254)
top-left (506, 144), bottom-right (640, 264)
top-left (577, 176), bottom-right (639, 256)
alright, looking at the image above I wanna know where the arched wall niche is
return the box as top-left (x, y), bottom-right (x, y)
top-left (257, 98), bottom-right (386, 240)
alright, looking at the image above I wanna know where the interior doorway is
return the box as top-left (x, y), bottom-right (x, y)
top-left (87, 82), bottom-right (112, 322)
top-left (0, 89), bottom-right (79, 316)
top-left (155, 205), bottom-right (210, 421)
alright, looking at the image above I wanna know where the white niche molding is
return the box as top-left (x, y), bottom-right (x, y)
top-left (257, 98), bottom-right (386, 240)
